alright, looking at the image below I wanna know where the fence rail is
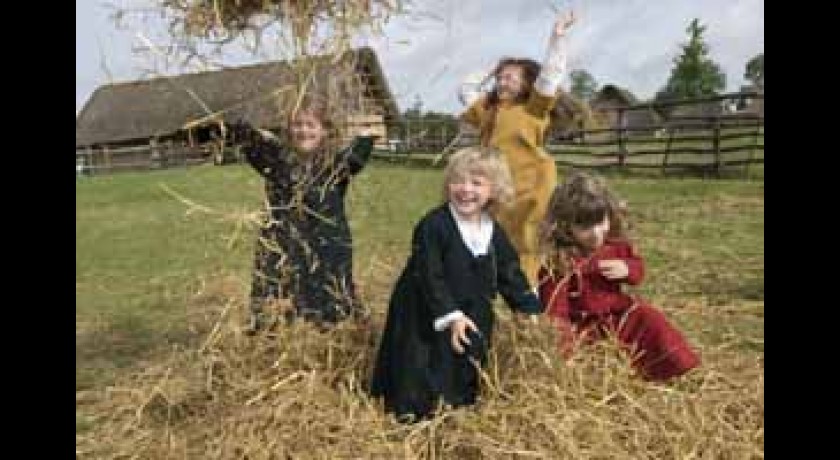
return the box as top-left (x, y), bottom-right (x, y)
top-left (77, 92), bottom-right (763, 178)
top-left (76, 143), bottom-right (218, 176)
top-left (386, 91), bottom-right (763, 177)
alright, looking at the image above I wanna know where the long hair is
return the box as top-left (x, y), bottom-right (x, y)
top-left (539, 171), bottom-right (630, 275)
top-left (480, 58), bottom-right (575, 144)
top-left (480, 58), bottom-right (540, 144)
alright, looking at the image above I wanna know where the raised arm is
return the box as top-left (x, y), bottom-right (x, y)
top-left (535, 11), bottom-right (575, 98)
top-left (228, 120), bottom-right (287, 178)
top-left (340, 134), bottom-right (376, 176)
top-left (528, 11), bottom-right (576, 117)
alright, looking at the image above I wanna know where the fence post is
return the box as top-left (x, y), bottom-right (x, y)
top-left (712, 116), bottom-right (721, 177)
top-left (87, 147), bottom-right (94, 176)
top-left (578, 118), bottom-right (586, 144)
top-left (617, 108), bottom-right (627, 168)
top-left (745, 116), bottom-right (762, 179)
top-left (150, 138), bottom-right (162, 169)
top-left (662, 126), bottom-right (674, 174)
top-left (104, 146), bottom-right (112, 174)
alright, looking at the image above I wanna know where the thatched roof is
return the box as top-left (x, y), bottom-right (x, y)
top-left (552, 89), bottom-right (599, 131)
top-left (76, 47), bottom-right (398, 148)
top-left (591, 84), bottom-right (638, 108)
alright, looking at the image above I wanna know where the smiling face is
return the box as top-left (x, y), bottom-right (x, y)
top-left (442, 147), bottom-right (512, 219)
top-left (495, 64), bottom-right (526, 102)
top-left (289, 109), bottom-right (328, 154)
top-left (447, 172), bottom-right (494, 221)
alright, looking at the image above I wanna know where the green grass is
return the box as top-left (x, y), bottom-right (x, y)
top-left (76, 161), bottom-right (764, 391)
top-left (76, 165), bottom-right (264, 388)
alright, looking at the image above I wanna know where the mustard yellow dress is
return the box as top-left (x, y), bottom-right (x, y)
top-left (461, 91), bottom-right (559, 288)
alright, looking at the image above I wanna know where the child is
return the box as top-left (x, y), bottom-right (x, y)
top-left (370, 146), bottom-right (544, 422)
top-left (229, 94), bottom-right (376, 332)
top-left (458, 10), bottom-right (576, 290)
top-left (537, 172), bottom-right (700, 381)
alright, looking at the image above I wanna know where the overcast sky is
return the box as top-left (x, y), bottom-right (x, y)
top-left (76, 0), bottom-right (763, 115)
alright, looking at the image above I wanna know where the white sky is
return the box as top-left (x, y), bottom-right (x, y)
top-left (76, 0), bottom-right (763, 115)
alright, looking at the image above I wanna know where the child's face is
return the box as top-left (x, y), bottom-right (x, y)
top-left (496, 65), bottom-right (525, 101)
top-left (289, 110), bottom-right (327, 153)
top-left (447, 172), bottom-right (493, 220)
top-left (571, 214), bottom-right (610, 251)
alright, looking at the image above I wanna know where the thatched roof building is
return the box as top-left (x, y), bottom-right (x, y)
top-left (76, 47), bottom-right (398, 149)
top-left (590, 84), bottom-right (660, 133)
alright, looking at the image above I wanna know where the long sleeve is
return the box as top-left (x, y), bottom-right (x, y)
top-left (494, 225), bottom-right (543, 314)
top-left (244, 140), bottom-right (288, 179)
top-left (525, 32), bottom-right (568, 119)
top-left (230, 121), bottom-right (287, 179)
top-left (413, 218), bottom-right (460, 322)
top-left (616, 243), bottom-right (645, 285)
top-left (459, 97), bottom-right (484, 128)
top-left (341, 136), bottom-right (375, 176)
top-left (534, 33), bottom-right (568, 97)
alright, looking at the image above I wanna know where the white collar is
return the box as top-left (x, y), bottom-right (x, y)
top-left (448, 204), bottom-right (494, 256)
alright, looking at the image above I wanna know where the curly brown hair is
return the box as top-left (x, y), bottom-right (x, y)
top-left (539, 171), bottom-right (630, 274)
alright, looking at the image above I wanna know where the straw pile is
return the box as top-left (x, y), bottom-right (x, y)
top-left (76, 276), bottom-right (763, 459)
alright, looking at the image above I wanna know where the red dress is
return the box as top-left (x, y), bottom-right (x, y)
top-left (537, 240), bottom-right (700, 381)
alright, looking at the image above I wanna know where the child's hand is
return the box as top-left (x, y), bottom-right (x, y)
top-left (358, 127), bottom-right (378, 138)
top-left (450, 316), bottom-right (479, 354)
top-left (598, 259), bottom-right (629, 280)
top-left (458, 71), bottom-right (488, 107)
top-left (553, 10), bottom-right (576, 38)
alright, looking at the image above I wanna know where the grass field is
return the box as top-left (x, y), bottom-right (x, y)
top-left (76, 162), bottom-right (763, 458)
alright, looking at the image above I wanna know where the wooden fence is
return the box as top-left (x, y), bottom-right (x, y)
top-left (76, 143), bottom-right (221, 176)
top-left (382, 91), bottom-right (764, 177)
top-left (76, 92), bottom-right (763, 178)
top-left (547, 92), bottom-right (763, 177)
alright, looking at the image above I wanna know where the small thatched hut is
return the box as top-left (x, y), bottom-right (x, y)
top-left (590, 85), bottom-right (660, 136)
top-left (548, 89), bottom-right (600, 141)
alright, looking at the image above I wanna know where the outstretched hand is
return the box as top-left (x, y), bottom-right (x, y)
top-left (553, 10), bottom-right (576, 38)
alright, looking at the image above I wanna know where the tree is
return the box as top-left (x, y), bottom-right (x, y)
top-left (569, 69), bottom-right (598, 102)
top-left (745, 53), bottom-right (764, 90)
top-left (655, 18), bottom-right (726, 104)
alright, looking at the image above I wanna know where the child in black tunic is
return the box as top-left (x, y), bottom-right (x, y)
top-left (230, 95), bottom-right (376, 332)
top-left (370, 146), bottom-right (544, 422)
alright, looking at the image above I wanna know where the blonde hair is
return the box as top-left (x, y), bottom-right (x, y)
top-left (442, 146), bottom-right (514, 211)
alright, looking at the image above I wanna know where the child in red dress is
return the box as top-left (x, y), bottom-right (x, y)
top-left (537, 172), bottom-right (700, 381)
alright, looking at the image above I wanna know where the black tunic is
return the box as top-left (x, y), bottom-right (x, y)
top-left (369, 204), bottom-right (542, 420)
top-left (235, 123), bottom-right (375, 325)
